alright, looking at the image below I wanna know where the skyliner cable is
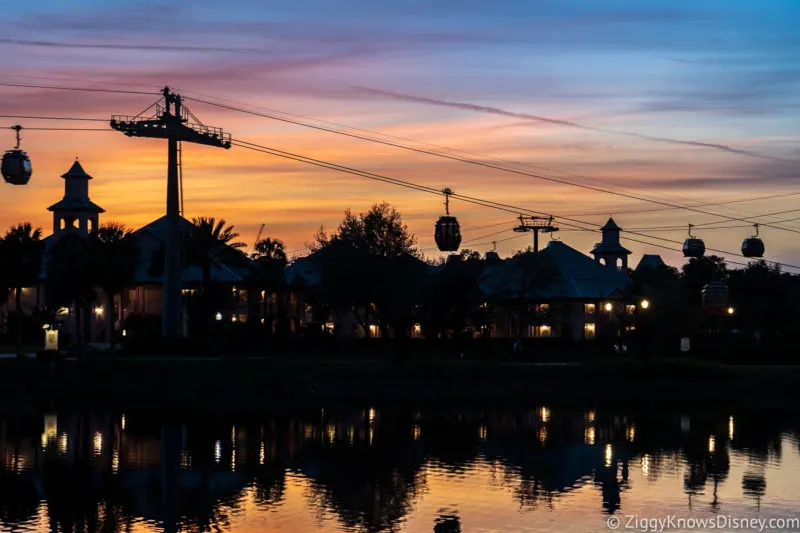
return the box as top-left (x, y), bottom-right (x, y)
top-left (2, 83), bottom-right (799, 267)
top-left (2, 86), bottom-right (799, 228)
top-left (3, 78), bottom-right (797, 225)
top-left (230, 138), bottom-right (800, 271)
top-left (178, 88), bottom-right (789, 219)
top-left (184, 95), bottom-right (800, 226)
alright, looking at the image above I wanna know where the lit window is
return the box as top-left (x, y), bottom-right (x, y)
top-left (412, 323), bottom-right (422, 337)
top-left (584, 322), bottom-right (596, 340)
top-left (584, 303), bottom-right (596, 314)
top-left (626, 304), bottom-right (635, 314)
top-left (604, 302), bottom-right (613, 312)
top-left (531, 325), bottom-right (551, 338)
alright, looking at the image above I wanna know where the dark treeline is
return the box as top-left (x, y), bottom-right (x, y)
top-left (2, 203), bottom-right (800, 360)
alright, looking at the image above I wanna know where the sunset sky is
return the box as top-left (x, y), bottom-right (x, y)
top-left (1, 0), bottom-right (798, 268)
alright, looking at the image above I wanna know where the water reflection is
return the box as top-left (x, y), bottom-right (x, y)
top-left (0, 406), bottom-right (798, 532)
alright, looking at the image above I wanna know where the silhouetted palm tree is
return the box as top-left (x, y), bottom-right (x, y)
top-left (1, 223), bottom-right (43, 354)
top-left (250, 238), bottom-right (288, 329)
top-left (188, 217), bottom-right (246, 285)
top-left (187, 217), bottom-right (246, 328)
top-left (90, 223), bottom-right (140, 354)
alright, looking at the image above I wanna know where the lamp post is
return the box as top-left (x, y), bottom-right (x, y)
top-left (637, 298), bottom-right (652, 360)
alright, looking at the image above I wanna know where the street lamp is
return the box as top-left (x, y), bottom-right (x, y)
top-left (727, 306), bottom-right (735, 315)
top-left (640, 299), bottom-right (650, 310)
top-left (604, 302), bottom-right (613, 312)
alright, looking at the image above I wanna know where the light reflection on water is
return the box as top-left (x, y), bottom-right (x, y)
top-left (0, 408), bottom-right (799, 532)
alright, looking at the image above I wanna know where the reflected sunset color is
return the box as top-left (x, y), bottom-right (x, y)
top-left (1, 406), bottom-right (799, 532)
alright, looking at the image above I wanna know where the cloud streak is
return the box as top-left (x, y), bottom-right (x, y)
top-left (356, 87), bottom-right (792, 162)
top-left (0, 38), bottom-right (279, 55)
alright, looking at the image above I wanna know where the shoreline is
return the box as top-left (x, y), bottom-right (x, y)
top-left (2, 355), bottom-right (799, 411)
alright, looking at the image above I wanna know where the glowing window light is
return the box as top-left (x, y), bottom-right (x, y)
top-left (538, 426), bottom-right (547, 445)
top-left (413, 424), bottom-right (421, 441)
top-left (58, 432), bottom-right (68, 455)
top-left (214, 440), bottom-right (222, 463)
top-left (585, 426), bottom-right (596, 445)
top-left (327, 424), bottom-right (336, 444)
top-left (708, 435), bottom-right (716, 453)
top-left (121, 414), bottom-right (126, 431)
top-left (259, 441), bottom-right (265, 465)
top-left (641, 454), bottom-right (650, 476)
top-left (94, 306), bottom-right (104, 316)
top-left (729, 416), bottom-right (735, 441)
top-left (112, 450), bottom-right (120, 473)
top-left (231, 315), bottom-right (237, 323)
top-left (605, 444), bottom-right (613, 467)
top-left (368, 408), bottom-right (376, 423)
top-left (586, 410), bottom-right (596, 423)
top-left (92, 432), bottom-right (103, 456)
top-left (626, 425), bottom-right (636, 442)
top-left (604, 302), bottom-right (613, 312)
top-left (479, 423), bottom-right (488, 443)
top-left (585, 303), bottom-right (596, 314)
top-left (539, 406), bottom-right (551, 423)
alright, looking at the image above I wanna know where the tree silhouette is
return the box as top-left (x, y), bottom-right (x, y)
top-left (1, 223), bottom-right (43, 354)
top-left (309, 204), bottom-right (423, 338)
top-left (249, 237), bottom-right (288, 333)
top-left (89, 223), bottom-right (140, 353)
top-left (186, 217), bottom-right (247, 330)
top-left (46, 232), bottom-right (95, 350)
top-left (316, 202), bottom-right (418, 258)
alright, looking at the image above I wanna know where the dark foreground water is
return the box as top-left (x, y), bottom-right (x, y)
top-left (1, 405), bottom-right (799, 532)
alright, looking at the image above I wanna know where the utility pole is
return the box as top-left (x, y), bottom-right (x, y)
top-left (513, 215), bottom-right (559, 253)
top-left (111, 87), bottom-right (231, 339)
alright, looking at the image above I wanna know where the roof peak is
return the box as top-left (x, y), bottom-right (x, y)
top-left (61, 160), bottom-right (93, 180)
top-left (601, 217), bottom-right (622, 231)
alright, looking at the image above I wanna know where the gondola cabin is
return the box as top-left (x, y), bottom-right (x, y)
top-left (741, 225), bottom-right (765, 258)
top-left (435, 187), bottom-right (461, 252)
top-left (2, 150), bottom-right (32, 185)
top-left (741, 238), bottom-right (765, 258)
top-left (701, 281), bottom-right (729, 315)
top-left (435, 216), bottom-right (461, 252)
top-left (682, 224), bottom-right (705, 258)
top-left (682, 238), bottom-right (705, 258)
top-left (2, 126), bottom-right (32, 186)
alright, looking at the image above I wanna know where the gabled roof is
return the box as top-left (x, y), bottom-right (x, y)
top-left (480, 240), bottom-right (631, 300)
top-left (635, 254), bottom-right (667, 271)
top-left (133, 215), bottom-right (252, 284)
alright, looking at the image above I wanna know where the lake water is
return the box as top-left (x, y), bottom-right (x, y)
top-left (1, 405), bottom-right (799, 532)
